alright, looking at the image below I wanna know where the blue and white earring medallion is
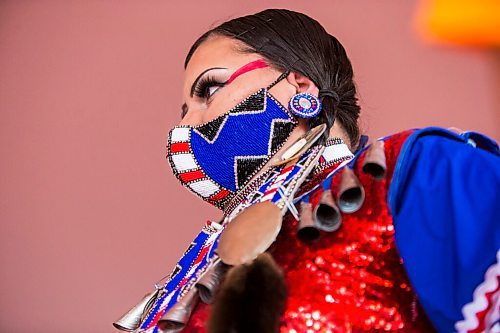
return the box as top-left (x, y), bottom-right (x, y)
top-left (288, 93), bottom-right (322, 118)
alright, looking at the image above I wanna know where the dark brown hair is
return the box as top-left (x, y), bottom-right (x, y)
top-left (185, 9), bottom-right (361, 148)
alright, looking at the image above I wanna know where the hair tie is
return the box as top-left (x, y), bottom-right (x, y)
top-left (319, 89), bottom-right (340, 103)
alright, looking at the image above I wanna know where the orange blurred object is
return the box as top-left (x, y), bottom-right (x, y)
top-left (417, 0), bottom-right (500, 47)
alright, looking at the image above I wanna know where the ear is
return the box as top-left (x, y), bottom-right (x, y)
top-left (286, 72), bottom-right (319, 96)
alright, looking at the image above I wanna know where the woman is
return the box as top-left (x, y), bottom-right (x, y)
top-left (114, 9), bottom-right (499, 333)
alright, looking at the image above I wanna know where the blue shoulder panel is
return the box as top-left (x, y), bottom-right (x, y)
top-left (387, 127), bottom-right (500, 333)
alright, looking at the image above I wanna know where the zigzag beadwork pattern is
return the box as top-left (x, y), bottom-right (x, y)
top-left (167, 88), bottom-right (297, 209)
top-left (138, 221), bottom-right (222, 333)
top-left (313, 137), bottom-right (354, 176)
top-left (168, 126), bottom-right (232, 209)
top-left (140, 146), bottom-right (326, 333)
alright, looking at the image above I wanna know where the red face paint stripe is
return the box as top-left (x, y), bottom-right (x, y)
top-left (179, 170), bottom-right (205, 182)
top-left (170, 142), bottom-right (190, 153)
top-left (226, 59), bottom-right (269, 84)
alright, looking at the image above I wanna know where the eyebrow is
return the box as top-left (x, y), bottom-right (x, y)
top-left (189, 66), bottom-right (227, 97)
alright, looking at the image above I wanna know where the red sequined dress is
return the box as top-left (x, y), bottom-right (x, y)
top-left (182, 130), bottom-right (437, 332)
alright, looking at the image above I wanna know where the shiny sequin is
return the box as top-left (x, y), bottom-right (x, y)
top-left (181, 130), bottom-right (437, 332)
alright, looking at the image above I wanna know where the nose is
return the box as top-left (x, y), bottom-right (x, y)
top-left (179, 107), bottom-right (203, 126)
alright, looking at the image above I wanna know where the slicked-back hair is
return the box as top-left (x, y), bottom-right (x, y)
top-left (185, 9), bottom-right (361, 148)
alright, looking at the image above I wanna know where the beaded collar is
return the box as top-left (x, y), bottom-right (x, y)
top-left (223, 137), bottom-right (353, 215)
top-left (313, 137), bottom-right (354, 176)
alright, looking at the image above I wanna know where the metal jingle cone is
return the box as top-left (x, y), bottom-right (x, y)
top-left (195, 259), bottom-right (227, 304)
top-left (113, 287), bottom-right (161, 332)
top-left (157, 286), bottom-right (200, 332)
top-left (362, 140), bottom-right (387, 180)
top-left (313, 190), bottom-right (342, 232)
top-left (338, 167), bottom-right (365, 213)
top-left (297, 201), bottom-right (320, 241)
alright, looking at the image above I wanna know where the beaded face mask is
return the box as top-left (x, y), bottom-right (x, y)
top-left (167, 60), bottom-right (297, 209)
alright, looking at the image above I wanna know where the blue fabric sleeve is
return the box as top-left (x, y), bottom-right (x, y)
top-left (387, 127), bottom-right (500, 333)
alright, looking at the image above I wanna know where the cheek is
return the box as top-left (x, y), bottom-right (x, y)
top-left (178, 93), bottom-right (238, 127)
top-left (268, 82), bottom-right (297, 110)
top-left (187, 71), bottom-right (285, 125)
top-left (200, 82), bottom-right (256, 123)
top-left (179, 110), bottom-right (203, 126)
top-left (201, 94), bottom-right (236, 123)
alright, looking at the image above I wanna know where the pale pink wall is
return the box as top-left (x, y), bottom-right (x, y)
top-left (0, 1), bottom-right (498, 332)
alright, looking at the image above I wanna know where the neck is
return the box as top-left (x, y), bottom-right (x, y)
top-left (223, 121), bottom-right (353, 215)
top-left (245, 119), bottom-right (351, 193)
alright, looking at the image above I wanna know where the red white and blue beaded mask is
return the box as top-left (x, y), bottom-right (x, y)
top-left (166, 62), bottom-right (297, 209)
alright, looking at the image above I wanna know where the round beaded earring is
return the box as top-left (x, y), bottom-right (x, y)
top-left (288, 92), bottom-right (322, 118)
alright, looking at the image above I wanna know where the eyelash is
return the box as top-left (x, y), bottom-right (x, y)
top-left (193, 75), bottom-right (227, 100)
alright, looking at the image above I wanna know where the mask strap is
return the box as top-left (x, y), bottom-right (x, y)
top-left (267, 70), bottom-right (290, 90)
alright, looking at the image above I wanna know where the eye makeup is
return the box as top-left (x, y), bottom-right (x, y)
top-left (182, 59), bottom-right (270, 118)
top-left (192, 74), bottom-right (228, 100)
top-left (190, 67), bottom-right (227, 97)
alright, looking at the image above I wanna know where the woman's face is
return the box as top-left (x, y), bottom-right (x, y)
top-left (180, 35), bottom-right (296, 126)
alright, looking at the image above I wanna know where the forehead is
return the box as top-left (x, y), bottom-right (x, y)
top-left (183, 36), bottom-right (260, 89)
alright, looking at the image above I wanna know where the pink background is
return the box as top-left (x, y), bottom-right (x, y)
top-left (0, 1), bottom-right (498, 332)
